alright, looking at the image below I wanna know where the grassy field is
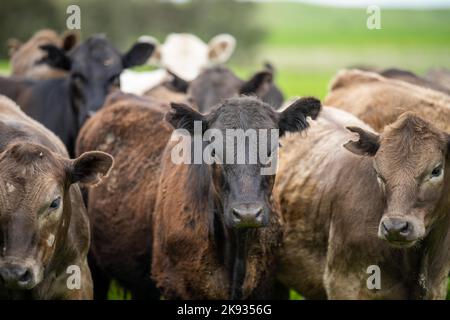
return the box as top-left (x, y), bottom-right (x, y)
top-left (0, 1), bottom-right (449, 300)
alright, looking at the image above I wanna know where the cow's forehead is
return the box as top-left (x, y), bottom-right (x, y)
top-left (209, 99), bottom-right (277, 130)
top-left (376, 137), bottom-right (443, 176)
top-left (163, 33), bottom-right (207, 53)
top-left (71, 39), bottom-right (122, 70)
top-left (0, 144), bottom-right (67, 187)
top-left (161, 34), bottom-right (209, 80)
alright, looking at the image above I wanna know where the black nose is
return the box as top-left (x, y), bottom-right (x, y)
top-left (381, 218), bottom-right (412, 242)
top-left (0, 264), bottom-right (33, 289)
top-left (231, 204), bottom-right (264, 228)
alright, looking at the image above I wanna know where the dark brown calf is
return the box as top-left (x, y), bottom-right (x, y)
top-left (152, 96), bottom-right (320, 299)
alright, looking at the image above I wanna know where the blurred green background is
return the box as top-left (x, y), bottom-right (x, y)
top-left (0, 0), bottom-right (449, 300)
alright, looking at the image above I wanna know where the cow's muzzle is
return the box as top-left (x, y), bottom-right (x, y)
top-left (0, 262), bottom-right (37, 290)
top-left (230, 203), bottom-right (267, 229)
top-left (378, 216), bottom-right (420, 247)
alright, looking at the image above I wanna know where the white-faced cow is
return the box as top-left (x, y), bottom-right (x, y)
top-left (120, 33), bottom-right (236, 95)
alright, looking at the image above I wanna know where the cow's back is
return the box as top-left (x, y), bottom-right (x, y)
top-left (76, 94), bottom-right (171, 294)
top-left (0, 95), bottom-right (67, 156)
top-left (325, 69), bottom-right (450, 132)
top-left (275, 106), bottom-right (376, 298)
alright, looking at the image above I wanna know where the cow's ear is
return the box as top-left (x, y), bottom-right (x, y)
top-left (168, 71), bottom-right (190, 93)
top-left (165, 102), bottom-right (206, 135)
top-left (70, 151), bottom-right (114, 186)
top-left (344, 126), bottom-right (380, 156)
top-left (39, 44), bottom-right (72, 70)
top-left (138, 35), bottom-right (161, 65)
top-left (122, 42), bottom-right (155, 68)
top-left (208, 34), bottom-right (236, 64)
top-left (62, 31), bottom-right (79, 51)
top-left (240, 71), bottom-right (273, 97)
top-left (7, 38), bottom-right (22, 56)
top-left (278, 97), bottom-right (321, 136)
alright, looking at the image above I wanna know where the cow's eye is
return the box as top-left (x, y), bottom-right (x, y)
top-left (430, 165), bottom-right (443, 179)
top-left (49, 197), bottom-right (61, 210)
top-left (72, 73), bottom-right (85, 82)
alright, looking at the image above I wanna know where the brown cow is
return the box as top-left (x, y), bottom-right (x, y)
top-left (76, 93), bottom-right (171, 299)
top-left (8, 29), bottom-right (78, 80)
top-left (275, 106), bottom-right (450, 299)
top-left (152, 96), bottom-right (321, 299)
top-left (325, 69), bottom-right (450, 132)
top-left (0, 95), bottom-right (113, 299)
top-left (378, 68), bottom-right (450, 95)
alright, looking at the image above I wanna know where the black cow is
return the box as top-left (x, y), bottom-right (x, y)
top-left (0, 35), bottom-right (154, 156)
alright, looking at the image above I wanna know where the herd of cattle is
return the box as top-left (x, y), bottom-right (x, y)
top-left (0, 29), bottom-right (449, 300)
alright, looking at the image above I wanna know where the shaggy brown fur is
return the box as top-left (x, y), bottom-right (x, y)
top-left (152, 97), bottom-right (321, 299)
top-left (275, 106), bottom-right (450, 299)
top-left (325, 69), bottom-right (450, 132)
top-left (152, 143), bottom-right (281, 299)
top-left (0, 95), bottom-right (111, 299)
top-left (9, 29), bottom-right (78, 80)
top-left (76, 92), bottom-right (172, 299)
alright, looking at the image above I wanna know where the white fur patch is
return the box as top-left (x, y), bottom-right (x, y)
top-left (6, 182), bottom-right (15, 193)
top-left (47, 234), bottom-right (55, 247)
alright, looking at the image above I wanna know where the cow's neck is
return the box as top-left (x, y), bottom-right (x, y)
top-left (416, 208), bottom-right (450, 299)
top-left (212, 200), bottom-right (257, 300)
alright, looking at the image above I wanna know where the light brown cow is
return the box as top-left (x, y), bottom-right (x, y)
top-left (275, 106), bottom-right (450, 299)
top-left (0, 95), bottom-right (113, 299)
top-left (8, 29), bottom-right (78, 79)
top-left (325, 69), bottom-right (450, 132)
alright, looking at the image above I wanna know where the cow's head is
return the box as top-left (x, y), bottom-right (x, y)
top-left (0, 143), bottom-right (113, 290)
top-left (167, 96), bottom-right (321, 229)
top-left (9, 30), bottom-right (78, 79)
top-left (188, 66), bottom-right (281, 112)
top-left (344, 113), bottom-right (450, 248)
top-left (40, 35), bottom-right (154, 128)
top-left (141, 33), bottom-right (235, 82)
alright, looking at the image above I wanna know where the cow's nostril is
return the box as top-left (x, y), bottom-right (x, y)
top-left (381, 221), bottom-right (389, 234)
top-left (232, 208), bottom-right (241, 220)
top-left (18, 269), bottom-right (32, 284)
top-left (399, 222), bottom-right (410, 235)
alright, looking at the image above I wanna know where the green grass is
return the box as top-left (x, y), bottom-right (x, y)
top-left (254, 2), bottom-right (450, 49)
top-left (0, 60), bottom-right (9, 75)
